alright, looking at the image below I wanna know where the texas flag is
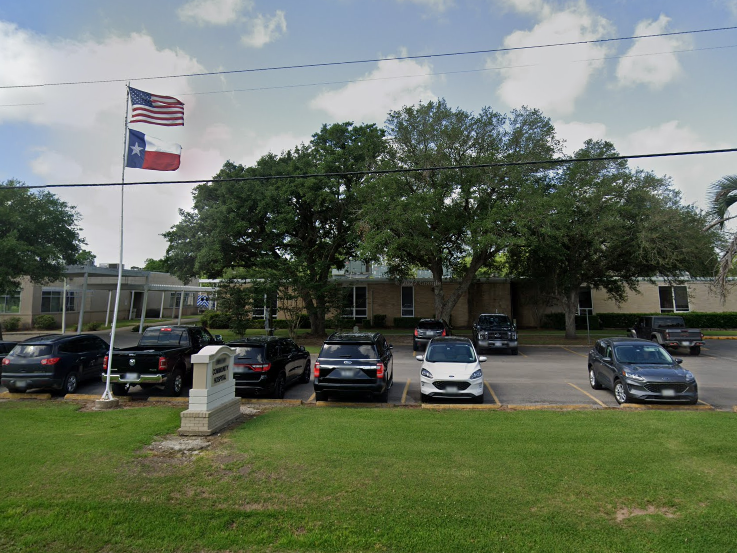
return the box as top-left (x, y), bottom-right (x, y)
top-left (125, 128), bottom-right (181, 171)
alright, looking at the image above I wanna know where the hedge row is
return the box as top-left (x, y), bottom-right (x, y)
top-left (199, 311), bottom-right (311, 330)
top-left (542, 312), bottom-right (737, 330)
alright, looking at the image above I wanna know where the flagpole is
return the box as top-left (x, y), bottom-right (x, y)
top-left (101, 84), bottom-right (131, 401)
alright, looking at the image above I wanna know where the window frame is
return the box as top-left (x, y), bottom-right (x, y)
top-left (401, 285), bottom-right (414, 318)
top-left (658, 285), bottom-right (690, 313)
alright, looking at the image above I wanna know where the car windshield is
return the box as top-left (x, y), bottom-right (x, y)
top-left (10, 344), bottom-right (53, 358)
top-left (418, 320), bottom-right (444, 330)
top-left (477, 315), bottom-right (511, 329)
top-left (614, 344), bottom-right (673, 365)
top-left (425, 343), bottom-right (476, 363)
top-left (654, 317), bottom-right (685, 328)
top-left (139, 328), bottom-right (187, 346)
top-left (320, 344), bottom-right (376, 359)
top-left (232, 346), bottom-right (265, 363)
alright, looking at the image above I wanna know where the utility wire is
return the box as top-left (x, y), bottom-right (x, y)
top-left (5, 147), bottom-right (737, 190)
top-left (1, 25), bottom-right (735, 90)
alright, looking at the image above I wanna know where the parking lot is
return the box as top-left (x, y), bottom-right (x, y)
top-left (4, 336), bottom-right (736, 410)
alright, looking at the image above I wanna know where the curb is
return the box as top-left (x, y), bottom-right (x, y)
top-left (619, 402), bottom-right (714, 410)
top-left (0, 392), bottom-right (52, 400)
top-left (422, 403), bottom-right (502, 410)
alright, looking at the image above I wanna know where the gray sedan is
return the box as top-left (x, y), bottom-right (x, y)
top-left (588, 337), bottom-right (698, 405)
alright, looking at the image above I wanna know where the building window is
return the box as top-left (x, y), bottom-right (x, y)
top-left (253, 295), bottom-right (278, 320)
top-left (0, 291), bottom-right (20, 313)
top-left (343, 286), bottom-right (367, 319)
top-left (401, 286), bottom-right (414, 317)
top-left (578, 287), bottom-right (593, 316)
top-left (41, 290), bottom-right (76, 313)
top-left (659, 286), bottom-right (689, 312)
top-left (168, 292), bottom-right (193, 308)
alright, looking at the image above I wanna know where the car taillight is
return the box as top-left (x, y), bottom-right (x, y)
top-left (414, 328), bottom-right (418, 336)
top-left (441, 329), bottom-right (447, 336)
top-left (314, 362), bottom-right (320, 378)
top-left (103, 355), bottom-right (108, 370)
top-left (2, 358), bottom-right (9, 365)
top-left (41, 357), bottom-right (61, 365)
top-left (250, 363), bottom-right (271, 372)
top-left (158, 357), bottom-right (167, 371)
top-left (376, 362), bottom-right (385, 379)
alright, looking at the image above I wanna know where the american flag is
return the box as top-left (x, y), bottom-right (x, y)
top-left (129, 87), bottom-right (184, 126)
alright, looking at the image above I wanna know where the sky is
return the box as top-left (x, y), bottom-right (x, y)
top-left (1, 0), bottom-right (736, 268)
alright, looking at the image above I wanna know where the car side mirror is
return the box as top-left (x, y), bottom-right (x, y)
top-left (299, 345), bottom-right (306, 352)
top-left (214, 335), bottom-right (224, 343)
top-left (479, 356), bottom-right (487, 363)
top-left (603, 357), bottom-right (612, 363)
top-left (415, 355), bottom-right (424, 361)
top-left (675, 358), bottom-right (683, 364)
top-left (389, 344), bottom-right (393, 349)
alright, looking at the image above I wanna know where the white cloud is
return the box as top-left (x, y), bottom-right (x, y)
top-left (397, 0), bottom-right (455, 12)
top-left (615, 15), bottom-right (690, 90)
top-left (491, 4), bottom-right (614, 115)
top-left (496, 0), bottom-right (550, 16)
top-left (721, 0), bottom-right (737, 17)
top-left (617, 121), bottom-right (733, 209)
top-left (240, 10), bottom-right (287, 48)
top-left (177, 0), bottom-right (252, 25)
top-left (553, 120), bottom-right (607, 154)
top-left (310, 55), bottom-right (437, 123)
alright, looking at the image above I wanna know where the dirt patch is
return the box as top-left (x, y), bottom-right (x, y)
top-left (616, 505), bottom-right (678, 522)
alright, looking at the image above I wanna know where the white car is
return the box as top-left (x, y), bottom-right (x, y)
top-left (417, 337), bottom-right (486, 403)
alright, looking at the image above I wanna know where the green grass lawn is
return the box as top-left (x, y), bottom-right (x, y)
top-left (1, 402), bottom-right (737, 552)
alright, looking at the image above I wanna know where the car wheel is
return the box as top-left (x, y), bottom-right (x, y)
top-left (5, 386), bottom-right (22, 393)
top-left (164, 368), bottom-right (184, 397)
top-left (472, 394), bottom-right (484, 404)
top-left (589, 368), bottom-right (602, 390)
top-left (314, 390), bottom-right (327, 402)
top-left (690, 346), bottom-right (701, 356)
top-left (62, 372), bottom-right (79, 395)
top-left (613, 379), bottom-right (631, 405)
top-left (510, 347), bottom-right (518, 355)
top-left (112, 382), bottom-right (130, 396)
top-left (299, 361), bottom-right (311, 383)
top-left (687, 397), bottom-right (699, 405)
top-left (421, 393), bottom-right (430, 403)
top-left (629, 330), bottom-right (637, 338)
top-left (651, 336), bottom-right (659, 344)
top-left (272, 372), bottom-right (286, 399)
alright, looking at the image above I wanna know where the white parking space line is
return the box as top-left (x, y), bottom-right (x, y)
top-left (567, 383), bottom-right (607, 408)
top-left (401, 379), bottom-right (411, 404)
top-left (484, 381), bottom-right (501, 405)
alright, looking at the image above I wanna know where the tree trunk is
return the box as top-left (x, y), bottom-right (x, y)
top-left (435, 253), bottom-right (489, 323)
top-left (563, 288), bottom-right (579, 340)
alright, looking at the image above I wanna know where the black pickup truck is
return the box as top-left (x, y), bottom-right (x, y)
top-left (629, 316), bottom-right (704, 356)
top-left (103, 325), bottom-right (223, 396)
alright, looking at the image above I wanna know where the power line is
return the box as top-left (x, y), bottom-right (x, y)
top-left (2, 25), bottom-right (735, 90)
top-left (5, 147), bottom-right (736, 190)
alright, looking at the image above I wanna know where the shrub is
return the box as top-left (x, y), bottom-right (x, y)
top-left (2, 317), bottom-right (21, 332)
top-left (85, 321), bottom-right (102, 331)
top-left (33, 315), bottom-right (57, 330)
top-left (393, 317), bottom-right (422, 328)
top-left (362, 318), bottom-right (372, 329)
top-left (596, 312), bottom-right (737, 330)
top-left (372, 314), bottom-right (386, 328)
top-left (541, 313), bottom-right (601, 330)
top-left (200, 311), bottom-right (232, 329)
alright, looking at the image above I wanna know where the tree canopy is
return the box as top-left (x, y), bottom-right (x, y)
top-left (0, 180), bottom-right (84, 337)
top-left (357, 99), bottom-right (561, 322)
top-left (507, 140), bottom-right (719, 338)
top-left (164, 122), bottom-right (388, 334)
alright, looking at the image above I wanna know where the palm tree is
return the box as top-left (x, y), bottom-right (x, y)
top-left (706, 175), bottom-right (737, 300)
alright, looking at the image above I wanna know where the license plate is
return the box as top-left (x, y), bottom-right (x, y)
top-left (494, 342), bottom-right (502, 347)
top-left (661, 389), bottom-right (675, 397)
top-left (446, 385), bottom-right (458, 393)
top-left (681, 341), bottom-right (691, 346)
top-left (123, 373), bottom-right (139, 381)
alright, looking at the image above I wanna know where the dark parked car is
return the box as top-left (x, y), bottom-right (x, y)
top-left (413, 319), bottom-right (451, 351)
top-left (0, 340), bottom-right (18, 377)
top-left (588, 337), bottom-right (698, 405)
top-left (472, 313), bottom-right (518, 355)
top-left (2, 334), bottom-right (109, 394)
top-left (228, 336), bottom-right (310, 399)
top-left (313, 332), bottom-right (394, 402)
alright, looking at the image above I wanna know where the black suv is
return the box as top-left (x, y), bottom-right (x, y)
top-left (472, 313), bottom-right (518, 355)
top-left (413, 319), bottom-right (451, 351)
top-left (314, 332), bottom-right (394, 402)
top-left (2, 334), bottom-right (109, 394)
top-left (228, 336), bottom-right (311, 399)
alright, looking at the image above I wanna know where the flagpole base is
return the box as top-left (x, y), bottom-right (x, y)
top-left (95, 398), bottom-right (120, 410)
